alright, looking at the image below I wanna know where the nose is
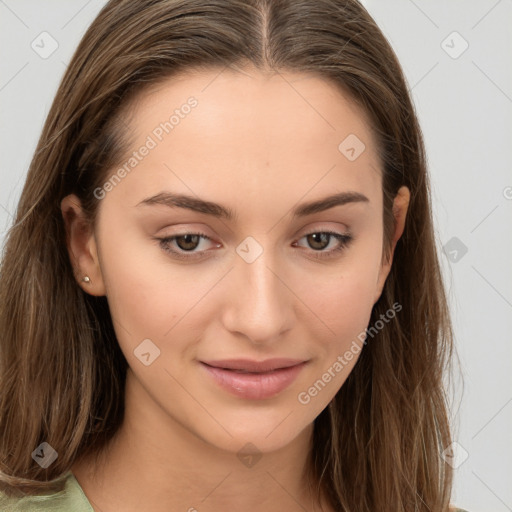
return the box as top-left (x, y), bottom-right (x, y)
top-left (220, 247), bottom-right (293, 346)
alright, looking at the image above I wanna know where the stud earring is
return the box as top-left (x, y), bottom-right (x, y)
top-left (82, 276), bottom-right (91, 284)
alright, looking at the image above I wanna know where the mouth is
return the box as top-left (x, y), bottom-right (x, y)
top-left (199, 358), bottom-right (308, 400)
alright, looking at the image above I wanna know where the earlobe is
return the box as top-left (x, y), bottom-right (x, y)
top-left (373, 186), bottom-right (410, 304)
top-left (60, 194), bottom-right (106, 296)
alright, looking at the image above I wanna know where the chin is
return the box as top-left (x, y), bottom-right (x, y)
top-left (191, 413), bottom-right (313, 456)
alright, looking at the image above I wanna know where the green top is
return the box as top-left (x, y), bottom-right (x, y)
top-left (0, 472), bottom-right (93, 512)
top-left (0, 471), bottom-right (470, 512)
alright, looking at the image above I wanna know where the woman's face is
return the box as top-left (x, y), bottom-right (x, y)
top-left (64, 66), bottom-right (408, 455)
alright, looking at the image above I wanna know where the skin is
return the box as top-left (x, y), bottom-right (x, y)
top-left (62, 65), bottom-right (410, 512)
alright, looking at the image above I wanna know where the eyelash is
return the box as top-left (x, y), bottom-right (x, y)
top-left (155, 229), bottom-right (353, 261)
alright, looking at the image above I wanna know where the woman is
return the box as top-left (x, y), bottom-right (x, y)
top-left (0, 0), bottom-right (467, 510)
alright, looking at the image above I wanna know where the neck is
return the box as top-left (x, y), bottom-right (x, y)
top-left (72, 369), bottom-right (332, 512)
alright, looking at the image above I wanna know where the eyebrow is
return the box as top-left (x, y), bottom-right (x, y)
top-left (136, 190), bottom-right (369, 220)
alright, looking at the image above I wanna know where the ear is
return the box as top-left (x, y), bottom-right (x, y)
top-left (61, 194), bottom-right (106, 296)
top-left (373, 186), bottom-right (410, 304)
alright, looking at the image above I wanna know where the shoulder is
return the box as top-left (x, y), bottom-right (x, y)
top-left (0, 471), bottom-right (94, 512)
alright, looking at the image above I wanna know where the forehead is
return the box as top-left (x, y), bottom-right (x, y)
top-left (128, 65), bottom-right (377, 151)
top-left (107, 66), bottom-right (382, 218)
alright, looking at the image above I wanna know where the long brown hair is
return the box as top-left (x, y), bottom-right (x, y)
top-left (0, 0), bottom-right (457, 509)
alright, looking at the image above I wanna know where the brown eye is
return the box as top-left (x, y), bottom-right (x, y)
top-left (306, 232), bottom-right (331, 250)
top-left (295, 230), bottom-right (353, 259)
top-left (156, 231), bottom-right (218, 261)
top-left (174, 234), bottom-right (202, 251)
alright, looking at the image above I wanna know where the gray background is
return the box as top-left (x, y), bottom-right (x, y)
top-left (1, 1), bottom-right (511, 510)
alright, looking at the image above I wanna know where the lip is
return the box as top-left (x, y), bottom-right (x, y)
top-left (199, 359), bottom-right (308, 400)
top-left (201, 358), bottom-right (306, 372)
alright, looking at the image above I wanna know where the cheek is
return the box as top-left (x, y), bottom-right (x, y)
top-left (293, 267), bottom-right (379, 412)
top-left (297, 245), bottom-right (382, 381)
top-left (308, 272), bottom-right (375, 356)
top-left (305, 250), bottom-right (381, 331)
top-left (103, 270), bottom-right (198, 356)
top-left (96, 222), bottom-right (187, 349)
